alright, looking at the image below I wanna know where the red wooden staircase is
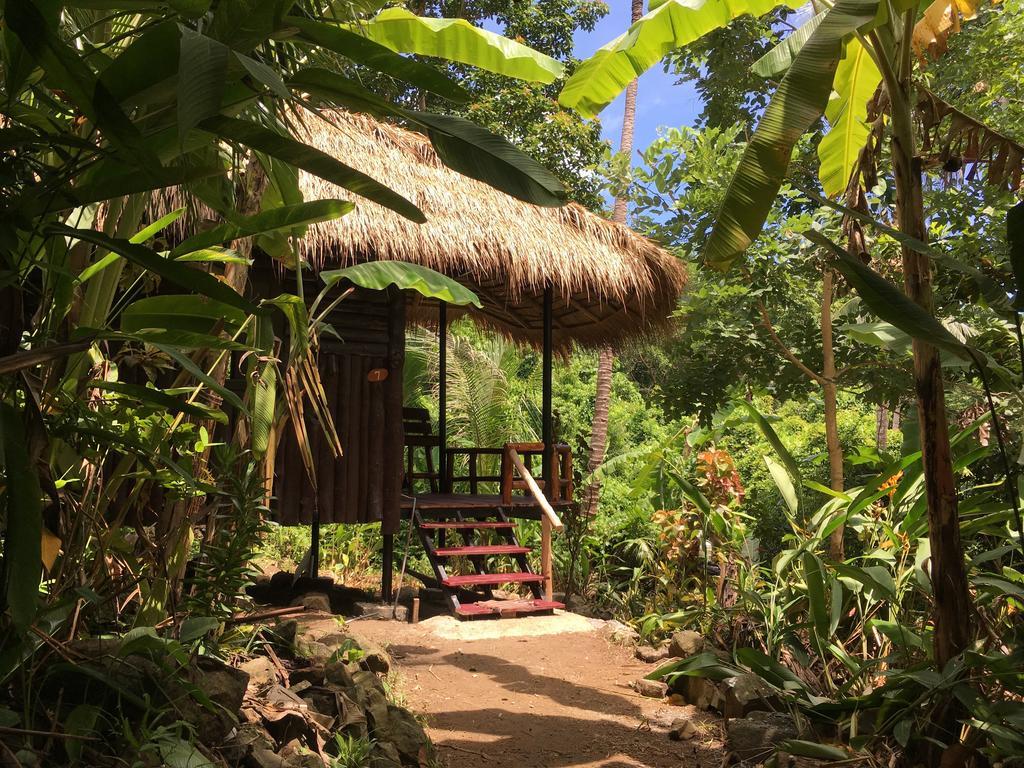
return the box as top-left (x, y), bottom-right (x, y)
top-left (412, 510), bottom-right (565, 619)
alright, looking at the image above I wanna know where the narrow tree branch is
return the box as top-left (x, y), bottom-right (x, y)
top-left (755, 299), bottom-right (827, 385)
top-left (0, 340), bottom-right (93, 376)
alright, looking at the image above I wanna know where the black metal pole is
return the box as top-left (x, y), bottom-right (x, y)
top-left (381, 533), bottom-right (394, 601)
top-left (542, 286), bottom-right (554, 499)
top-left (438, 301), bottom-right (448, 493)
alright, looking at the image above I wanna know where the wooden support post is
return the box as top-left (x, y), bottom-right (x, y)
top-left (438, 301), bottom-right (448, 493)
top-left (542, 287), bottom-right (554, 500)
top-left (541, 517), bottom-right (553, 602)
top-left (382, 287), bottom-right (405, 594)
top-left (412, 597), bottom-right (421, 624)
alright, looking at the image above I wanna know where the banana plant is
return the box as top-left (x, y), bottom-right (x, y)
top-left (561, 0), bottom-right (1023, 680)
top-left (0, 0), bottom-right (577, 660)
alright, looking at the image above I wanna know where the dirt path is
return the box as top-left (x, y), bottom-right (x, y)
top-left (350, 614), bottom-right (724, 768)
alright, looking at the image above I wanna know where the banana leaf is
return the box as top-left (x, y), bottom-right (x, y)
top-left (704, 0), bottom-right (879, 269)
top-left (817, 37), bottom-right (881, 196)
top-left (358, 8), bottom-right (563, 84)
top-left (559, 0), bottom-right (805, 119)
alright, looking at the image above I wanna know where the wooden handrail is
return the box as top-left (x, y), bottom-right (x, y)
top-left (506, 446), bottom-right (562, 602)
top-left (507, 448), bottom-right (563, 531)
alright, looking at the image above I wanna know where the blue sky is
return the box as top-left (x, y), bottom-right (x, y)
top-left (572, 6), bottom-right (704, 155)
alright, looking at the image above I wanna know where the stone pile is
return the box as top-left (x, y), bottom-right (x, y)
top-left (67, 605), bottom-right (432, 768)
top-left (224, 611), bottom-right (433, 768)
top-left (631, 630), bottom-right (848, 766)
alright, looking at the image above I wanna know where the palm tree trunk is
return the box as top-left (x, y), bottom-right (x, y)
top-left (583, 0), bottom-right (644, 517)
top-left (822, 269), bottom-right (844, 560)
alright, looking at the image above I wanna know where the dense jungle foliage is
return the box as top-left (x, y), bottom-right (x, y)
top-left (1, 0), bottom-right (1024, 765)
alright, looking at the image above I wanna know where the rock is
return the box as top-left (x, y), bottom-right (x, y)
top-left (364, 686), bottom-right (391, 734)
top-left (270, 570), bottom-right (295, 590)
top-left (380, 705), bottom-right (432, 763)
top-left (726, 711), bottom-right (799, 762)
top-left (668, 630), bottom-right (704, 658)
top-left (289, 664), bottom-right (326, 687)
top-left (289, 615), bottom-right (348, 663)
top-left (352, 669), bottom-right (379, 694)
top-left (293, 638), bottom-right (333, 664)
top-left (633, 678), bottom-right (668, 699)
top-left (190, 656), bottom-right (250, 742)
top-left (370, 741), bottom-right (404, 768)
top-left (290, 592), bottom-right (332, 613)
top-left (564, 594), bottom-right (596, 616)
top-left (635, 645), bottom-right (670, 664)
top-left (299, 685), bottom-right (343, 722)
top-left (418, 587), bottom-right (448, 606)
top-left (272, 619), bottom-right (298, 647)
top-left (669, 717), bottom-right (699, 741)
top-left (679, 676), bottom-right (723, 711)
top-left (163, 655), bottom-right (250, 744)
top-left (68, 642), bottom-right (248, 746)
top-left (325, 660), bottom-right (357, 691)
top-left (604, 620), bottom-right (640, 646)
top-left (356, 639), bottom-right (391, 674)
top-left (355, 603), bottom-right (409, 621)
top-left (250, 747), bottom-right (293, 768)
top-left (278, 738), bottom-right (325, 768)
top-left (223, 722), bottom-right (276, 763)
top-left (394, 585), bottom-right (420, 603)
top-left (355, 601), bottom-right (402, 620)
top-left (721, 673), bottom-right (777, 718)
top-left (239, 656), bottom-right (278, 692)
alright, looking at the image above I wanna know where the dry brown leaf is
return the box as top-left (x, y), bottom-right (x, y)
top-left (912, 0), bottom-right (981, 62)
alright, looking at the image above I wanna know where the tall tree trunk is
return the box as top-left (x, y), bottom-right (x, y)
top-left (583, 0), bottom-right (643, 517)
top-left (822, 269), bottom-right (844, 560)
top-left (876, 404), bottom-right (889, 451)
top-left (887, 33), bottom-right (971, 667)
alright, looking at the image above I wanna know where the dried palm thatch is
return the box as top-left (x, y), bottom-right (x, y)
top-left (151, 109), bottom-right (685, 349)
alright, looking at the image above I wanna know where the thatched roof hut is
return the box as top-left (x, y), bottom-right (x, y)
top-left (154, 110), bottom-right (685, 348)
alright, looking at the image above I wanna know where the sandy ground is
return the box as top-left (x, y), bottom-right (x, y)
top-left (350, 613), bottom-right (724, 768)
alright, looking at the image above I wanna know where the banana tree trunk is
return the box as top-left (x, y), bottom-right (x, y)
top-left (583, 0), bottom-right (644, 517)
top-left (821, 269), bottom-right (844, 560)
top-left (888, 46), bottom-right (971, 666)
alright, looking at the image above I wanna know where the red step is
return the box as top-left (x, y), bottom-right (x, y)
top-left (433, 544), bottom-right (529, 557)
top-left (456, 599), bottom-right (564, 618)
top-left (419, 521), bottom-right (514, 530)
top-left (442, 572), bottom-right (543, 588)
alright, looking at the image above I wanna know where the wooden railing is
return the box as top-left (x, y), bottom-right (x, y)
top-left (499, 442), bottom-right (573, 505)
top-left (443, 447), bottom-right (504, 494)
top-left (501, 443), bottom-right (567, 601)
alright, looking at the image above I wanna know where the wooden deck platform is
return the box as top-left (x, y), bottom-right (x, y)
top-left (400, 493), bottom-right (572, 515)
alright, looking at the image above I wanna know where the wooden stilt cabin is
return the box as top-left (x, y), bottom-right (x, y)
top-left (153, 112), bottom-right (685, 619)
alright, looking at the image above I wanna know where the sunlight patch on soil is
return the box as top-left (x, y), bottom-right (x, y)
top-left (416, 611), bottom-right (602, 640)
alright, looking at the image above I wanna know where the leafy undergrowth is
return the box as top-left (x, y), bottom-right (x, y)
top-left (592, 411), bottom-right (1024, 765)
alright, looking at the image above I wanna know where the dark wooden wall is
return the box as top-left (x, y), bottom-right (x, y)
top-left (271, 284), bottom-right (405, 534)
